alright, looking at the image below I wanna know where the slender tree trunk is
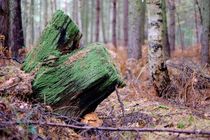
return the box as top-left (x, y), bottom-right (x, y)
top-left (72, 0), bottom-right (79, 25)
top-left (128, 0), bottom-right (144, 59)
top-left (0, 0), bottom-right (9, 49)
top-left (29, 0), bottom-right (34, 46)
top-left (80, 0), bottom-right (89, 44)
top-left (177, 12), bottom-right (185, 50)
top-left (85, 1), bottom-right (89, 44)
top-left (95, 0), bottom-right (100, 42)
top-left (140, 1), bottom-right (146, 46)
top-left (43, 0), bottom-right (48, 26)
top-left (77, 0), bottom-right (82, 31)
top-left (108, 0), bottom-right (112, 42)
top-left (101, 0), bottom-right (107, 43)
top-left (200, 0), bottom-right (210, 65)
top-left (9, 0), bottom-right (24, 58)
top-left (90, 0), bottom-right (95, 43)
top-left (193, 0), bottom-right (199, 44)
top-left (162, 0), bottom-right (170, 58)
top-left (50, 0), bottom-right (56, 13)
top-left (147, 0), bottom-right (170, 97)
top-left (112, 0), bottom-right (117, 47)
top-left (123, 0), bottom-right (128, 47)
top-left (194, 0), bottom-right (202, 45)
top-left (117, 1), bottom-right (121, 42)
top-left (39, 0), bottom-right (42, 36)
top-left (21, 0), bottom-right (27, 46)
top-left (167, 0), bottom-right (176, 51)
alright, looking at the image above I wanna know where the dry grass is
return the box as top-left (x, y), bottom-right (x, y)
top-left (95, 43), bottom-right (210, 139)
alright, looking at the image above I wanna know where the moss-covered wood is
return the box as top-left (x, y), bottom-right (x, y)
top-left (33, 43), bottom-right (125, 117)
top-left (23, 10), bottom-right (125, 118)
top-left (23, 10), bottom-right (82, 72)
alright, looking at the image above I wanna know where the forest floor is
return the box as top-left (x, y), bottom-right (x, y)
top-left (1, 44), bottom-right (210, 139)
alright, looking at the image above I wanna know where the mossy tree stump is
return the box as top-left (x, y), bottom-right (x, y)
top-left (23, 10), bottom-right (125, 118)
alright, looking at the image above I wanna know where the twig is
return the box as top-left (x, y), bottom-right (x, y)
top-left (1, 121), bottom-right (210, 136)
top-left (115, 85), bottom-right (125, 118)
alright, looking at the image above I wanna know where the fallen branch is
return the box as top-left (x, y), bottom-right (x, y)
top-left (1, 121), bottom-right (210, 136)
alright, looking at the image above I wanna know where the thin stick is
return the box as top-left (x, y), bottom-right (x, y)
top-left (1, 121), bottom-right (210, 136)
top-left (115, 85), bottom-right (125, 118)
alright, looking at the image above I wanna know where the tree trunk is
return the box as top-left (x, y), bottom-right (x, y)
top-left (95, 0), bottom-right (100, 42)
top-left (101, 0), bottom-right (107, 43)
top-left (140, 1), bottom-right (146, 46)
top-left (117, 1), bottom-right (121, 42)
top-left (80, 0), bottom-right (88, 45)
top-left (50, 0), bottom-right (56, 14)
top-left (84, 1), bottom-right (89, 44)
top-left (200, 0), bottom-right (210, 65)
top-left (147, 0), bottom-right (170, 97)
top-left (167, 0), bottom-right (176, 51)
top-left (128, 0), bottom-right (145, 59)
top-left (72, 0), bottom-right (78, 25)
top-left (0, 0), bottom-right (9, 49)
top-left (123, 0), bottom-right (128, 47)
top-left (112, 0), bottom-right (117, 47)
top-left (9, 0), bottom-right (24, 58)
top-left (177, 12), bottom-right (185, 50)
top-left (193, 0), bottom-right (199, 44)
top-left (29, 0), bottom-right (34, 46)
top-left (162, 0), bottom-right (170, 58)
top-left (43, 0), bottom-right (48, 26)
top-left (23, 11), bottom-right (125, 118)
top-left (90, 0), bottom-right (95, 43)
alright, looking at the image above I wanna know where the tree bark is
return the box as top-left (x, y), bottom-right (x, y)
top-left (9, 0), bottom-right (24, 58)
top-left (123, 0), bottom-right (129, 47)
top-left (177, 12), bottom-right (185, 50)
top-left (128, 0), bottom-right (145, 59)
top-left (90, 0), bottom-right (95, 43)
top-left (112, 0), bottom-right (117, 47)
top-left (117, 1), bottom-right (121, 42)
top-left (95, 0), bottom-right (100, 42)
top-left (72, 0), bottom-right (79, 25)
top-left (200, 0), bottom-right (210, 65)
top-left (101, 0), bottom-right (107, 43)
top-left (43, 0), bottom-right (48, 26)
top-left (147, 0), bottom-right (170, 97)
top-left (167, 0), bottom-right (176, 51)
top-left (0, 0), bottom-right (9, 49)
top-left (80, 0), bottom-right (88, 45)
top-left (29, 0), bottom-right (34, 46)
top-left (162, 0), bottom-right (170, 58)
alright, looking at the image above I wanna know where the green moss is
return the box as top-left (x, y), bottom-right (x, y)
top-left (23, 10), bottom-right (82, 72)
top-left (23, 10), bottom-right (124, 118)
top-left (32, 43), bottom-right (125, 117)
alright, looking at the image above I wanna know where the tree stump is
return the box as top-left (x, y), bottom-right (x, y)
top-left (23, 10), bottom-right (82, 72)
top-left (23, 10), bottom-right (125, 118)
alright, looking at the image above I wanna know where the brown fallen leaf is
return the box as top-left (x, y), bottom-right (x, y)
top-left (81, 112), bottom-right (103, 127)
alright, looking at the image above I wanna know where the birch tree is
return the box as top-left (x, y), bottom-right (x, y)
top-left (147, 0), bottom-right (170, 96)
